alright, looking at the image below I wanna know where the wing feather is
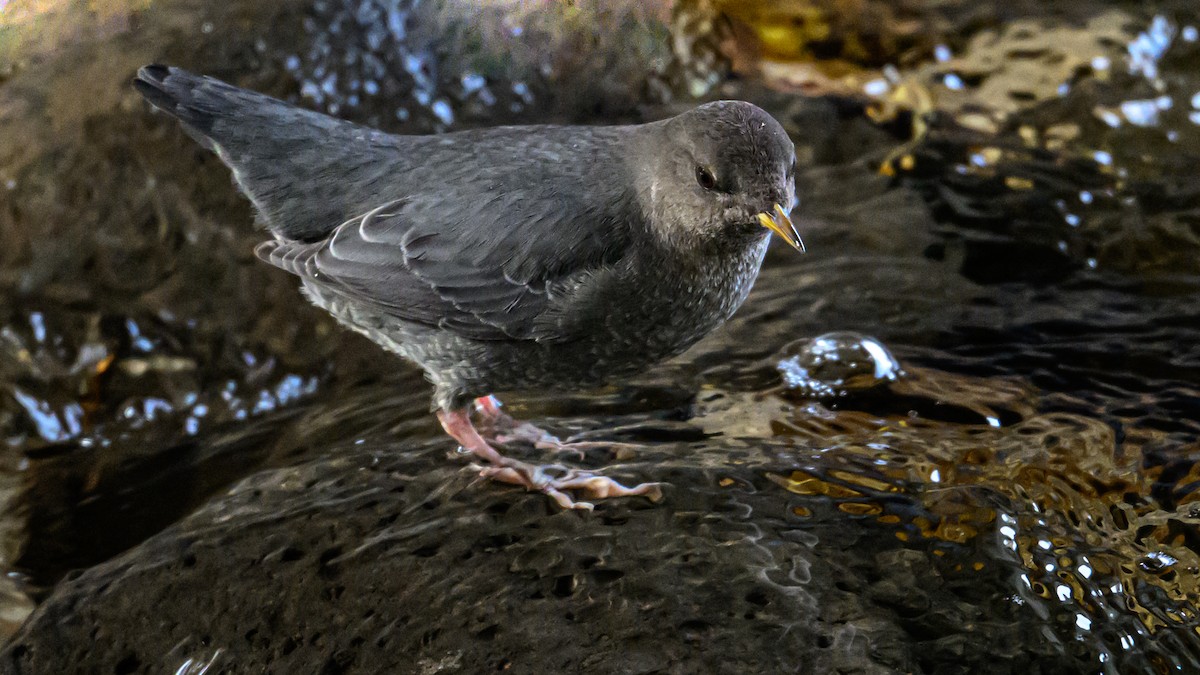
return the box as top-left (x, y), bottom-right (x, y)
top-left (258, 194), bottom-right (633, 341)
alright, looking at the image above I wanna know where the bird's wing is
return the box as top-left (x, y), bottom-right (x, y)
top-left (257, 196), bottom-right (632, 341)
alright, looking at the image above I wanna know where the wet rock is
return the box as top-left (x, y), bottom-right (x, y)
top-left (284, 0), bottom-right (702, 130)
top-left (0, 440), bottom-right (849, 673)
top-left (0, 436), bottom-right (1097, 674)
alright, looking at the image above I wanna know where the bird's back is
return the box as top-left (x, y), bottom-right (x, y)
top-left (135, 65), bottom-right (640, 244)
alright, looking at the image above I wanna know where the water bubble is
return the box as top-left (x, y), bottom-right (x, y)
top-left (863, 79), bottom-right (889, 97)
top-left (366, 25), bottom-right (385, 51)
top-left (775, 332), bottom-right (902, 397)
top-left (320, 73), bottom-right (338, 97)
top-left (386, 5), bottom-right (406, 40)
top-left (1118, 98), bottom-right (1170, 127)
top-left (12, 388), bottom-right (76, 442)
top-left (1095, 108), bottom-right (1122, 128)
top-left (253, 390), bottom-right (277, 414)
top-left (142, 398), bottom-right (173, 422)
top-left (461, 73), bottom-right (486, 93)
top-left (431, 99), bottom-right (454, 126)
top-left (511, 81), bottom-right (533, 103)
top-left (1127, 15), bottom-right (1175, 80)
top-left (28, 312), bottom-right (46, 343)
top-left (1141, 551), bottom-right (1178, 570)
top-left (300, 81), bottom-right (321, 102)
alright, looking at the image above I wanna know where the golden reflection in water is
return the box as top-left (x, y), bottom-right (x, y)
top-left (741, 365), bottom-right (1200, 658)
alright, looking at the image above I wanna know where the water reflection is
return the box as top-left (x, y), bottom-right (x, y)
top-left (757, 377), bottom-right (1200, 671)
top-left (0, 0), bottom-right (1198, 671)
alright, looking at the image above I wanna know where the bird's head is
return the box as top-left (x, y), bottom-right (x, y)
top-left (640, 100), bottom-right (802, 254)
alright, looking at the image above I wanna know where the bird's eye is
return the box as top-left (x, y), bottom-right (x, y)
top-left (695, 166), bottom-right (717, 191)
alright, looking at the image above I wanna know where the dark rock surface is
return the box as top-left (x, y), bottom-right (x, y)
top-left (2, 429), bottom-right (1089, 675)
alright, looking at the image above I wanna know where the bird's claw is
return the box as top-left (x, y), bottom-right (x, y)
top-left (473, 396), bottom-right (644, 461)
top-left (493, 428), bottom-right (588, 460)
top-left (473, 459), bottom-right (662, 511)
top-left (465, 398), bottom-right (660, 509)
top-left (493, 428), bottom-right (644, 461)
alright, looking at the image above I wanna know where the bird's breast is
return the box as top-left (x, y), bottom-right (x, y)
top-left (589, 235), bottom-right (771, 369)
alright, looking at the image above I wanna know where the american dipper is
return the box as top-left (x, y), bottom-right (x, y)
top-left (134, 65), bottom-right (802, 510)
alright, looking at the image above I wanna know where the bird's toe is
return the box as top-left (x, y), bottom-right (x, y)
top-left (474, 458), bottom-right (661, 509)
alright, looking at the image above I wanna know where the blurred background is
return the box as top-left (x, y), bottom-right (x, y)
top-left (1, 0), bottom-right (1200, 672)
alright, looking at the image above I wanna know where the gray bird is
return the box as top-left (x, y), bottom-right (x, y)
top-left (134, 64), bottom-right (802, 510)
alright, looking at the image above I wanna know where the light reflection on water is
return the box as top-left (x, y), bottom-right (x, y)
top-left (690, 330), bottom-right (1200, 672)
top-left (0, 0), bottom-right (1198, 671)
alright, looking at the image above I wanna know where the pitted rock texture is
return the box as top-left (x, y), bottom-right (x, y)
top-left (1, 436), bottom-right (1085, 675)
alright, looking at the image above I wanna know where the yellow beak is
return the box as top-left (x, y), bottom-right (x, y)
top-left (757, 203), bottom-right (805, 252)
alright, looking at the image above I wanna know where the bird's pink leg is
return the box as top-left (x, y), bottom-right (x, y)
top-left (437, 407), bottom-right (662, 511)
top-left (473, 395), bottom-right (642, 458)
top-left (474, 395), bottom-right (565, 450)
top-left (436, 406), bottom-right (507, 464)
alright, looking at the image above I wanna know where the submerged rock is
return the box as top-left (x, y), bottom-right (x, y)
top-left (0, 420), bottom-right (1140, 674)
top-left (0, 440), bottom-right (871, 674)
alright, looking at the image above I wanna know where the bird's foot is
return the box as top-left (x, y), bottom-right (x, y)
top-left (474, 395), bottom-right (561, 446)
top-left (475, 458), bottom-right (662, 511)
top-left (473, 395), bottom-right (642, 460)
top-left (439, 406), bottom-right (661, 510)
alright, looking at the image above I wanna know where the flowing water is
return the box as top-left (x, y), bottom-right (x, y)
top-left (1, 0), bottom-right (1199, 672)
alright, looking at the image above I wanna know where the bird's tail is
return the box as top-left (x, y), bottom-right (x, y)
top-left (134, 65), bottom-right (400, 241)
